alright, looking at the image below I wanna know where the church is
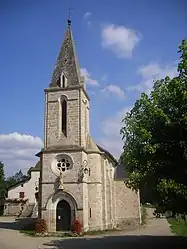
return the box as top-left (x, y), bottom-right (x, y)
top-left (36, 19), bottom-right (141, 232)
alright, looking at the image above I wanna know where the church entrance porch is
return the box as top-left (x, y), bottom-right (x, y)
top-left (56, 199), bottom-right (71, 231)
top-left (44, 190), bottom-right (79, 232)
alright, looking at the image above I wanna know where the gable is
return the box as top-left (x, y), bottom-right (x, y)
top-left (7, 177), bottom-right (30, 191)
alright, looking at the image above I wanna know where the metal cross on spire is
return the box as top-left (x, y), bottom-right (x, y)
top-left (67, 6), bottom-right (73, 25)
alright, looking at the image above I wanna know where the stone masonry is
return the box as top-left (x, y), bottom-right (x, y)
top-left (38, 20), bottom-right (141, 233)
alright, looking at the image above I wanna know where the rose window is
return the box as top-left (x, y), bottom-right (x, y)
top-left (54, 154), bottom-right (73, 174)
top-left (51, 154), bottom-right (73, 176)
top-left (57, 158), bottom-right (71, 172)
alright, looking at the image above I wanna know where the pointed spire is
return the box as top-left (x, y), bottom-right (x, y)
top-left (49, 20), bottom-right (81, 87)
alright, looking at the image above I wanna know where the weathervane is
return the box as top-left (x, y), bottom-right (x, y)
top-left (67, 6), bottom-right (73, 25)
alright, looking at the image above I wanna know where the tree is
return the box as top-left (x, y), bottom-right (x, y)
top-left (120, 40), bottom-right (187, 216)
top-left (6, 170), bottom-right (28, 189)
top-left (0, 161), bottom-right (6, 215)
top-left (0, 161), bottom-right (6, 198)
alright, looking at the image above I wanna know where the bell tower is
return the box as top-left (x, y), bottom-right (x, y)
top-left (44, 20), bottom-right (90, 149)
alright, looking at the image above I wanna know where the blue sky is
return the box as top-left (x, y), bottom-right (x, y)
top-left (0, 0), bottom-right (186, 176)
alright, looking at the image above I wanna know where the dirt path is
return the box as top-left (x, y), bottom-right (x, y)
top-left (0, 217), bottom-right (52, 249)
top-left (0, 215), bottom-right (175, 249)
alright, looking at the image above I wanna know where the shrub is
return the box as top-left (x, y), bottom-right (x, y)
top-left (35, 218), bottom-right (47, 234)
top-left (71, 219), bottom-right (82, 235)
top-left (141, 206), bottom-right (148, 225)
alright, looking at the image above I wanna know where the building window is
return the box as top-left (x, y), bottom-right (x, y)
top-left (19, 192), bottom-right (25, 199)
top-left (88, 168), bottom-right (91, 176)
top-left (57, 76), bottom-right (61, 87)
top-left (89, 208), bottom-right (92, 218)
top-left (62, 75), bottom-right (65, 88)
top-left (61, 99), bottom-right (67, 136)
top-left (56, 73), bottom-right (67, 88)
top-left (56, 72), bottom-right (67, 88)
top-left (56, 154), bottom-right (73, 173)
top-left (21, 184), bottom-right (23, 187)
top-left (51, 154), bottom-right (74, 176)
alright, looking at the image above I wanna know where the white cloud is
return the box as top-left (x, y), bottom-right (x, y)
top-left (83, 12), bottom-right (92, 19)
top-left (83, 12), bottom-right (92, 25)
top-left (99, 106), bottom-right (132, 158)
top-left (0, 133), bottom-right (43, 176)
top-left (127, 62), bottom-right (178, 94)
top-left (80, 68), bottom-right (100, 86)
top-left (101, 24), bottom-right (140, 58)
top-left (102, 84), bottom-right (125, 99)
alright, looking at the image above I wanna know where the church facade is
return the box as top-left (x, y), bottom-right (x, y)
top-left (37, 20), bottom-right (141, 232)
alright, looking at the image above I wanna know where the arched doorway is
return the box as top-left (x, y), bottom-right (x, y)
top-left (56, 200), bottom-right (71, 231)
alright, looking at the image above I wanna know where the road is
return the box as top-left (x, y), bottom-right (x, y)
top-left (0, 216), bottom-right (187, 249)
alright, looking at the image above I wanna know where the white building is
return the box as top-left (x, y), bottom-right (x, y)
top-left (4, 163), bottom-right (40, 217)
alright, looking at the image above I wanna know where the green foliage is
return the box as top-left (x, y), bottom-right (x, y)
top-left (0, 161), bottom-right (6, 215)
top-left (0, 161), bottom-right (6, 199)
top-left (120, 40), bottom-right (187, 215)
top-left (141, 206), bottom-right (148, 225)
top-left (168, 217), bottom-right (187, 236)
top-left (20, 230), bottom-right (36, 236)
top-left (6, 170), bottom-right (28, 189)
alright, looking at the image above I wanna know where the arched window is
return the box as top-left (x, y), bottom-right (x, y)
top-left (62, 75), bottom-right (65, 88)
top-left (56, 74), bottom-right (67, 88)
top-left (61, 99), bottom-right (67, 136)
top-left (57, 77), bottom-right (61, 87)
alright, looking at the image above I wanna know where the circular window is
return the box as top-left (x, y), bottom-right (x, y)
top-left (51, 154), bottom-right (73, 176)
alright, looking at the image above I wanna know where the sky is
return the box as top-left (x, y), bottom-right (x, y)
top-left (0, 0), bottom-right (186, 176)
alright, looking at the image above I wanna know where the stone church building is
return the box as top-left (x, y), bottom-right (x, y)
top-left (36, 19), bottom-right (141, 232)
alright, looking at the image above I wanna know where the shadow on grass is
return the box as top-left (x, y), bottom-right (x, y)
top-left (42, 236), bottom-right (187, 249)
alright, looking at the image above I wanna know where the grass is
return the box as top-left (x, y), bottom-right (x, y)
top-left (168, 217), bottom-right (187, 237)
top-left (141, 205), bottom-right (148, 225)
top-left (83, 229), bottom-right (118, 236)
top-left (20, 230), bottom-right (73, 237)
top-left (20, 230), bottom-right (36, 236)
top-left (20, 228), bottom-right (119, 237)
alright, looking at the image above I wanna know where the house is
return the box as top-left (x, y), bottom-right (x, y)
top-left (4, 162), bottom-right (40, 217)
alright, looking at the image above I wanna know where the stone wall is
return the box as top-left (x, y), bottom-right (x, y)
top-left (40, 150), bottom-right (86, 232)
top-left (44, 87), bottom-right (90, 149)
top-left (45, 89), bottom-right (80, 148)
top-left (114, 181), bottom-right (141, 228)
top-left (41, 151), bottom-right (83, 209)
top-left (4, 202), bottom-right (22, 216)
top-left (80, 89), bottom-right (90, 148)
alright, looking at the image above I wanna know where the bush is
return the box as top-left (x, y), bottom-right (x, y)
top-left (168, 217), bottom-right (187, 236)
top-left (141, 206), bottom-right (148, 225)
top-left (71, 219), bottom-right (82, 235)
top-left (35, 218), bottom-right (47, 234)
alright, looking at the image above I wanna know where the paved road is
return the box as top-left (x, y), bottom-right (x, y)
top-left (0, 217), bottom-right (51, 249)
top-left (0, 216), bottom-right (187, 249)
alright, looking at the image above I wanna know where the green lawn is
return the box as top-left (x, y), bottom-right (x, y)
top-left (168, 217), bottom-right (187, 237)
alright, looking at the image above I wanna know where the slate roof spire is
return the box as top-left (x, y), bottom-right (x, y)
top-left (49, 19), bottom-right (81, 87)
